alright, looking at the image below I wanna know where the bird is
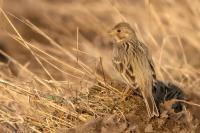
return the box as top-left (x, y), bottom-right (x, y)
top-left (109, 22), bottom-right (159, 118)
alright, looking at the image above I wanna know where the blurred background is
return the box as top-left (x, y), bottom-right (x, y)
top-left (1, 0), bottom-right (200, 78)
top-left (0, 0), bottom-right (200, 132)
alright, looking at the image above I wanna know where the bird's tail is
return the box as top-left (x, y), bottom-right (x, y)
top-left (142, 86), bottom-right (159, 118)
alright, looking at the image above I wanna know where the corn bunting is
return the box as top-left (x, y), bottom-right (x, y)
top-left (109, 22), bottom-right (159, 118)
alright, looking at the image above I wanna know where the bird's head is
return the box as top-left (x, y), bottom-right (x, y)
top-left (109, 22), bottom-right (137, 43)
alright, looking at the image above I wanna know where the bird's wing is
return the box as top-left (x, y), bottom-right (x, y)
top-left (148, 55), bottom-right (157, 79)
top-left (139, 41), bottom-right (157, 80)
top-left (136, 41), bottom-right (159, 117)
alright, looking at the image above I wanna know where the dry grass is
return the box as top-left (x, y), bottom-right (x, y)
top-left (0, 0), bottom-right (200, 132)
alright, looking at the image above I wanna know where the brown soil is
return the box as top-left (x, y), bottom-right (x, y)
top-left (57, 87), bottom-right (200, 133)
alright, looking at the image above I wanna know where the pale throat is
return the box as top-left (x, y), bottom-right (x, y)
top-left (114, 34), bottom-right (129, 43)
top-left (114, 33), bottom-right (133, 43)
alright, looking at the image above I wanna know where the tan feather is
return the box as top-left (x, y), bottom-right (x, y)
top-left (111, 22), bottom-right (159, 118)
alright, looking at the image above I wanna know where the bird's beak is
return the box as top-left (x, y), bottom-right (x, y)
top-left (108, 30), bottom-right (115, 36)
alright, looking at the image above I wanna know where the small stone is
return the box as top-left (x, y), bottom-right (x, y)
top-left (161, 111), bottom-right (169, 119)
top-left (145, 124), bottom-right (153, 133)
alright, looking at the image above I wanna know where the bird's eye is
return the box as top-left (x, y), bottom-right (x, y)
top-left (117, 29), bottom-right (121, 32)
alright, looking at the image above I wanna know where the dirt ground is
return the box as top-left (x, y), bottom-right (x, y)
top-left (59, 86), bottom-right (200, 133)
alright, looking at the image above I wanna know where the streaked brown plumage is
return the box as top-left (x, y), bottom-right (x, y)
top-left (109, 22), bottom-right (159, 118)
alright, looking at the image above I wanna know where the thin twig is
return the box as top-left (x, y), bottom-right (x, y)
top-left (174, 99), bottom-right (200, 108)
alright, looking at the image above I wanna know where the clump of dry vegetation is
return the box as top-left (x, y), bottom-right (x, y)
top-left (0, 0), bottom-right (200, 132)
